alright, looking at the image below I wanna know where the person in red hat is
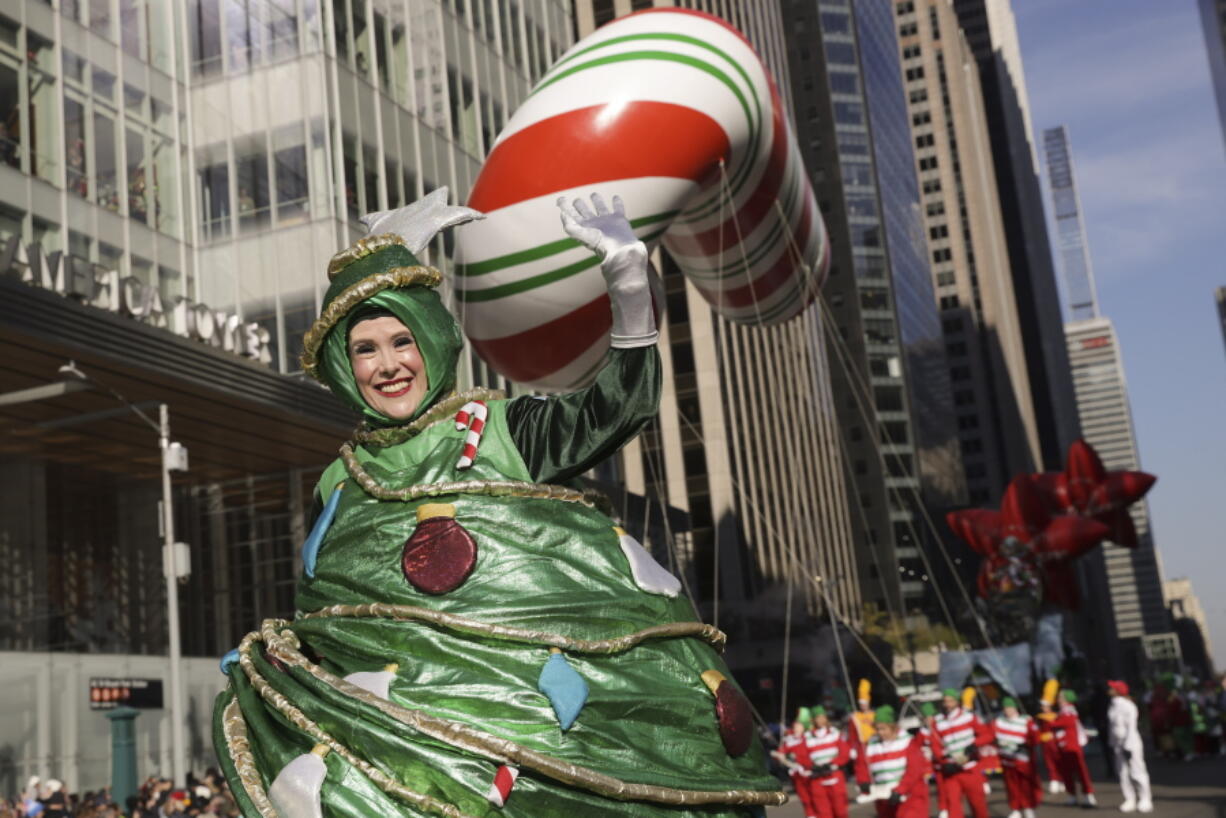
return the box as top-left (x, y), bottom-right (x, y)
top-left (1107, 681), bottom-right (1152, 813)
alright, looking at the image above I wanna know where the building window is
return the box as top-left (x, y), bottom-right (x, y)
top-left (864, 319), bottom-right (896, 346)
top-left (1, 58), bottom-right (20, 170)
top-left (932, 247), bottom-right (952, 263)
top-left (93, 111), bottom-right (119, 211)
top-left (957, 414), bottom-right (979, 430)
top-left (936, 270), bottom-right (955, 287)
top-left (926, 201), bottom-right (945, 217)
top-left (235, 139), bottom-right (270, 231)
top-left (905, 66), bottom-right (925, 82)
top-left (915, 133), bottom-right (934, 148)
top-left (189, 0), bottom-right (224, 77)
top-left (929, 224), bottom-right (949, 240)
top-left (965, 462), bottom-right (987, 479)
top-left (922, 179), bottom-right (942, 194)
top-left (961, 438), bottom-right (983, 455)
top-left (912, 111), bottom-right (931, 126)
top-left (918, 156), bottom-right (938, 171)
top-left (951, 365), bottom-right (971, 381)
top-left (896, 1), bottom-right (916, 15)
top-left (909, 88), bottom-right (928, 104)
top-left (593, 0), bottom-right (615, 26)
top-left (899, 22), bottom-right (918, 37)
top-left (875, 386), bottom-right (904, 412)
top-left (64, 96), bottom-right (88, 198)
top-left (902, 45), bottom-right (922, 60)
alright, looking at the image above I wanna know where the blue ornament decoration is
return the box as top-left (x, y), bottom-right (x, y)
top-left (220, 648), bottom-right (240, 675)
top-left (537, 649), bottom-right (588, 731)
top-left (302, 483), bottom-right (344, 579)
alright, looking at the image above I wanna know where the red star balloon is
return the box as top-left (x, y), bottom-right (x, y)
top-left (1027, 439), bottom-right (1156, 548)
top-left (947, 476), bottom-right (1110, 609)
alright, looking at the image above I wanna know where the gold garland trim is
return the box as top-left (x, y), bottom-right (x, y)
top-left (300, 266), bottom-right (442, 380)
top-left (252, 622), bottom-right (785, 808)
top-left (327, 233), bottom-right (409, 278)
top-left (237, 629), bottom-right (480, 818)
top-left (340, 443), bottom-right (609, 511)
top-left (297, 603), bottom-right (728, 653)
top-left (220, 696), bottom-right (280, 818)
top-left (350, 387), bottom-right (506, 448)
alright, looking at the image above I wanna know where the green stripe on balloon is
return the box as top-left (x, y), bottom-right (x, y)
top-left (455, 211), bottom-right (678, 277)
top-left (538, 30), bottom-right (767, 224)
top-left (456, 226), bottom-right (669, 303)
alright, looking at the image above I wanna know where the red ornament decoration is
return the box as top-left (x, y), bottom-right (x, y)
top-left (402, 503), bottom-right (478, 595)
top-left (701, 670), bottom-right (753, 757)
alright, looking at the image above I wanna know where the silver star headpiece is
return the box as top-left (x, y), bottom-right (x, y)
top-left (359, 187), bottom-right (484, 254)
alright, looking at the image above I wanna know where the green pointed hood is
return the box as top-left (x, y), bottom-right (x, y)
top-left (300, 234), bottom-right (463, 427)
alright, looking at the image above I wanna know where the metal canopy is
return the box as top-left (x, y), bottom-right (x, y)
top-left (0, 277), bottom-right (354, 482)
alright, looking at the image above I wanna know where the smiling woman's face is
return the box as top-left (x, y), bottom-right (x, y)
top-left (348, 315), bottom-right (428, 421)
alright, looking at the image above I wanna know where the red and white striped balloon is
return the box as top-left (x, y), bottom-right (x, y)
top-left (455, 9), bottom-right (829, 390)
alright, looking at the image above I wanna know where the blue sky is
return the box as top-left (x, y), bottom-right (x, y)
top-left (1012, 1), bottom-right (1226, 666)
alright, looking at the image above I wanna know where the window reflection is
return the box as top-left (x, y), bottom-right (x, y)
top-left (93, 111), bottom-right (119, 211)
top-left (64, 97), bottom-right (88, 198)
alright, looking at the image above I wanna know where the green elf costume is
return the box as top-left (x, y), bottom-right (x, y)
top-left (212, 190), bottom-right (785, 818)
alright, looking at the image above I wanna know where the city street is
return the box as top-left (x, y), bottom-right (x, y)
top-left (768, 757), bottom-right (1226, 817)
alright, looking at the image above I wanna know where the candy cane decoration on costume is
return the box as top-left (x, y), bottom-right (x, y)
top-left (486, 765), bottom-right (519, 808)
top-left (454, 401), bottom-right (488, 469)
top-left (456, 9), bottom-right (829, 390)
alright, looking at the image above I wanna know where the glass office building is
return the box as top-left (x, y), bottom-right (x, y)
top-left (0, 0), bottom-right (570, 786)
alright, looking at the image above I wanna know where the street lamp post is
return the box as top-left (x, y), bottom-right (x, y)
top-left (57, 363), bottom-right (190, 785)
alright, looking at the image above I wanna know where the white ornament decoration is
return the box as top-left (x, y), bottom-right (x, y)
top-left (613, 527), bottom-right (681, 597)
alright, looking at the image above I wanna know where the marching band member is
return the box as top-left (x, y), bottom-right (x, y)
top-left (774, 708), bottom-right (818, 818)
top-left (1054, 689), bottom-right (1097, 806)
top-left (993, 697), bottom-right (1041, 818)
top-left (1037, 680), bottom-right (1067, 794)
top-left (855, 706), bottom-right (929, 818)
top-left (805, 706), bottom-right (851, 818)
top-left (931, 688), bottom-right (992, 818)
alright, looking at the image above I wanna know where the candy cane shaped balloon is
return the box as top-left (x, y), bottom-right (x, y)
top-left (455, 9), bottom-right (830, 390)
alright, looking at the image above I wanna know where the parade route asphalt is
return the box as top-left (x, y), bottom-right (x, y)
top-left (767, 757), bottom-right (1226, 817)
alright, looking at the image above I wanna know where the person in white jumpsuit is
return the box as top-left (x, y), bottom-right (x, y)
top-left (1107, 680), bottom-right (1152, 813)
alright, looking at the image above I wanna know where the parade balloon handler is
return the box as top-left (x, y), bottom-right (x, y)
top-left (1107, 681), bottom-right (1152, 813)
top-left (211, 190), bottom-right (786, 818)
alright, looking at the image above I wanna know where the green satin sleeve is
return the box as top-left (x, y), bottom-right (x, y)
top-left (505, 346), bottom-right (661, 484)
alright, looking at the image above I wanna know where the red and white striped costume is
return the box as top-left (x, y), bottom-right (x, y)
top-left (778, 732), bottom-right (818, 818)
top-left (804, 726), bottom-right (850, 818)
top-left (1052, 706), bottom-right (1094, 797)
top-left (854, 734), bottom-right (928, 818)
top-left (931, 707), bottom-right (990, 818)
top-left (993, 714), bottom-right (1041, 810)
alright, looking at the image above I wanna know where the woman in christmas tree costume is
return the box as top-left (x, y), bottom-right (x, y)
top-left (212, 190), bottom-right (785, 818)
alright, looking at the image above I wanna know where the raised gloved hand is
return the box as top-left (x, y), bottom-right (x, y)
top-left (558, 193), bottom-right (656, 348)
top-left (888, 791), bottom-right (902, 806)
top-left (859, 783), bottom-right (871, 796)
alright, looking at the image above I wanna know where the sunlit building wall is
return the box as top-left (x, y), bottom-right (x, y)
top-left (573, 0), bottom-right (863, 638)
top-left (895, 0), bottom-right (1040, 506)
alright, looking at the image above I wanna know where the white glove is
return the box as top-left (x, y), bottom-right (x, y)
top-left (558, 193), bottom-right (656, 348)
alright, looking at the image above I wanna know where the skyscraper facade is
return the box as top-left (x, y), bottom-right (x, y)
top-left (895, 0), bottom-right (1040, 506)
top-left (571, 0), bottom-right (863, 660)
top-left (1064, 319), bottom-right (1168, 664)
top-left (779, 0), bottom-right (968, 626)
top-left (1201, 0), bottom-right (1226, 154)
top-left (0, 0), bottom-right (573, 784)
top-left (1043, 125), bottom-right (1098, 322)
top-left (949, 0), bottom-right (1080, 470)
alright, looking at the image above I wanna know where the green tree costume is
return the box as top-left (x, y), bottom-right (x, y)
top-left (212, 229), bottom-right (785, 817)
